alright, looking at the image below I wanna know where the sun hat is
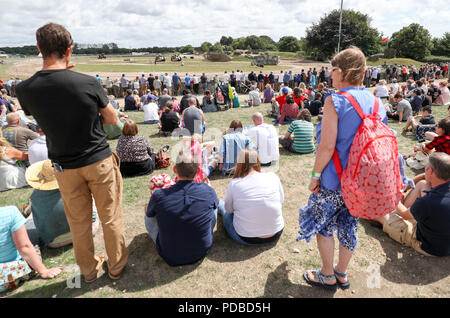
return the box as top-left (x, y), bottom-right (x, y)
top-left (25, 159), bottom-right (59, 191)
top-left (282, 87), bottom-right (289, 94)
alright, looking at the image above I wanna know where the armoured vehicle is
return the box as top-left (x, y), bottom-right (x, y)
top-left (171, 54), bottom-right (182, 62)
top-left (251, 53), bottom-right (280, 67)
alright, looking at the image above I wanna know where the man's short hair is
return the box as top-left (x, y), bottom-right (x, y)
top-left (188, 97), bottom-right (197, 105)
top-left (421, 106), bottom-right (432, 114)
top-left (6, 113), bottom-right (20, 125)
top-left (36, 23), bottom-right (73, 59)
top-left (394, 93), bottom-right (402, 99)
top-left (428, 152), bottom-right (450, 181)
top-left (252, 112), bottom-right (263, 124)
top-left (175, 151), bottom-right (198, 179)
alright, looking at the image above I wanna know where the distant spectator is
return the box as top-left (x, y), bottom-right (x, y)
top-left (158, 88), bottom-right (172, 110)
top-left (245, 112), bottom-right (279, 166)
top-left (279, 109), bottom-right (315, 154)
top-left (124, 89), bottom-right (138, 111)
top-left (201, 90), bottom-right (217, 112)
top-left (263, 84), bottom-right (274, 103)
top-left (0, 134), bottom-right (28, 192)
top-left (305, 92), bottom-right (323, 116)
top-left (374, 80), bottom-right (390, 99)
top-left (1, 112), bottom-right (39, 154)
top-left (182, 97), bottom-right (205, 136)
top-left (160, 101), bottom-right (180, 136)
top-left (435, 81), bottom-right (449, 105)
top-left (277, 95), bottom-right (299, 125)
top-left (143, 95), bottom-right (160, 124)
top-left (387, 93), bottom-right (412, 122)
top-left (403, 106), bottom-right (435, 134)
top-left (246, 86), bottom-right (261, 107)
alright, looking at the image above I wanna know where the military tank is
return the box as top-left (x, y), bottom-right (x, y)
top-left (154, 54), bottom-right (166, 63)
top-left (171, 53), bottom-right (182, 62)
top-left (251, 53), bottom-right (280, 67)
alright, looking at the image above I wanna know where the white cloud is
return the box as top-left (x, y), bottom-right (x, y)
top-left (0, 0), bottom-right (448, 48)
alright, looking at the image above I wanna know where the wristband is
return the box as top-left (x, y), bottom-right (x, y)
top-left (311, 170), bottom-right (321, 180)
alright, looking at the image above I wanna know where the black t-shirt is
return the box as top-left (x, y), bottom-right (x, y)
top-left (411, 182), bottom-right (450, 256)
top-left (16, 69), bottom-right (111, 169)
top-left (422, 95), bottom-right (432, 107)
top-left (179, 94), bottom-right (199, 114)
top-left (306, 100), bottom-right (323, 116)
top-left (419, 115), bottom-right (435, 125)
top-left (160, 111), bottom-right (180, 133)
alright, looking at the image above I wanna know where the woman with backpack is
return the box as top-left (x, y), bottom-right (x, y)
top-left (298, 47), bottom-right (392, 292)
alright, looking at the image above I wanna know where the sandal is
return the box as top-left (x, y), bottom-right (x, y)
top-left (303, 269), bottom-right (338, 291)
top-left (334, 266), bottom-right (351, 290)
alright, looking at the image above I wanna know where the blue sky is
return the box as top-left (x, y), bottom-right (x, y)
top-left (0, 0), bottom-right (448, 48)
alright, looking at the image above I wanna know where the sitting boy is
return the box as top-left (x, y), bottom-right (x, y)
top-left (144, 150), bottom-right (219, 266)
top-left (373, 152), bottom-right (450, 256)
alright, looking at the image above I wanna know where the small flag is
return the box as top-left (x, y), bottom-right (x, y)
top-left (382, 37), bottom-right (389, 43)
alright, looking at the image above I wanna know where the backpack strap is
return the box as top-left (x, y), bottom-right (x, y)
top-left (331, 91), bottom-right (380, 181)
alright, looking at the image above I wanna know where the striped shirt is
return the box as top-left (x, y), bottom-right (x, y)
top-left (287, 120), bottom-right (315, 154)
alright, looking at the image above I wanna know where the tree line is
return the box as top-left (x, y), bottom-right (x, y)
top-left (1, 9), bottom-right (448, 61)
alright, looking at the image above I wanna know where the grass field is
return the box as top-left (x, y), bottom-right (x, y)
top-left (1, 92), bottom-right (449, 298)
top-left (367, 58), bottom-right (426, 68)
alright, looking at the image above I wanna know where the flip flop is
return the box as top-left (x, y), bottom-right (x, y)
top-left (303, 269), bottom-right (338, 291)
top-left (334, 266), bottom-right (351, 290)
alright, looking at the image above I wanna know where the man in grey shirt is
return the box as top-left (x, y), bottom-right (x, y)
top-left (246, 86), bottom-right (261, 107)
top-left (182, 97), bottom-right (205, 136)
top-left (158, 88), bottom-right (172, 110)
top-left (389, 93), bottom-right (412, 122)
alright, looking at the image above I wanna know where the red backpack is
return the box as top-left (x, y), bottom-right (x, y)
top-left (333, 91), bottom-right (403, 220)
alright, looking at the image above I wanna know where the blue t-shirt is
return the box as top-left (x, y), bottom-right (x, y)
top-left (146, 181), bottom-right (218, 266)
top-left (0, 206), bottom-right (26, 263)
top-left (411, 182), bottom-right (450, 256)
top-left (220, 131), bottom-right (255, 171)
top-left (316, 87), bottom-right (387, 191)
top-left (185, 77), bottom-right (191, 87)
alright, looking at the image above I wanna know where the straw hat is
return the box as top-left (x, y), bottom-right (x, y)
top-left (25, 159), bottom-right (59, 191)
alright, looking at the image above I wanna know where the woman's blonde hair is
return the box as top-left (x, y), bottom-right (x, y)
top-left (233, 149), bottom-right (261, 179)
top-left (331, 46), bottom-right (366, 86)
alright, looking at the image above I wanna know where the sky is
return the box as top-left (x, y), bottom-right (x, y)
top-left (0, 0), bottom-right (448, 48)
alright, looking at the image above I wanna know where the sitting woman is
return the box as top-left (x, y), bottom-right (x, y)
top-left (160, 101), bottom-right (180, 136)
top-left (219, 120), bottom-right (255, 175)
top-left (0, 134), bottom-right (28, 192)
top-left (116, 119), bottom-right (156, 177)
top-left (292, 87), bottom-right (305, 108)
top-left (279, 109), bottom-right (315, 154)
top-left (373, 80), bottom-right (390, 99)
top-left (0, 205), bottom-right (62, 293)
top-left (217, 149), bottom-right (285, 245)
top-left (124, 89), bottom-right (138, 111)
top-left (231, 87), bottom-right (240, 108)
top-left (434, 81), bottom-right (450, 105)
top-left (172, 96), bottom-right (181, 113)
top-left (201, 90), bottom-right (218, 112)
top-left (277, 95), bottom-right (299, 125)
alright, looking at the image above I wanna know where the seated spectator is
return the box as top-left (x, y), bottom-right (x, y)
top-left (419, 117), bottom-right (450, 155)
top-left (2, 113), bottom-right (39, 154)
top-left (374, 80), bottom-right (390, 99)
top-left (277, 95), bottom-right (299, 125)
top-left (267, 100), bottom-right (281, 119)
top-left (28, 135), bottom-right (48, 165)
top-left (180, 89), bottom-right (200, 114)
top-left (0, 134), bottom-right (28, 192)
top-left (386, 93), bottom-right (412, 122)
top-left (142, 95), bottom-right (160, 124)
top-left (279, 109), bottom-right (315, 154)
top-left (217, 149), bottom-right (284, 246)
top-left (409, 89), bottom-right (424, 114)
top-left (25, 160), bottom-right (99, 248)
top-left (116, 120), bottom-right (156, 177)
top-left (171, 96), bottom-right (180, 113)
top-left (403, 106), bottom-right (435, 133)
top-left (422, 92), bottom-right (432, 108)
top-left (245, 112), bottom-right (280, 167)
top-left (0, 205), bottom-right (62, 293)
top-left (275, 88), bottom-right (289, 112)
top-left (292, 87), bottom-right (305, 108)
top-left (434, 81), bottom-right (450, 105)
top-left (427, 81), bottom-right (441, 104)
top-left (424, 106), bottom-right (450, 141)
top-left (263, 84), bottom-right (274, 103)
top-left (182, 97), bottom-right (205, 136)
top-left (305, 92), bottom-right (323, 116)
top-left (160, 101), bottom-right (180, 136)
top-left (245, 86), bottom-right (261, 107)
top-left (219, 120), bottom-right (255, 175)
top-left (158, 88), bottom-right (172, 110)
top-left (201, 90), bottom-right (218, 112)
top-left (124, 89), bottom-right (138, 111)
top-left (373, 152), bottom-right (450, 256)
top-left (103, 109), bottom-right (127, 140)
top-left (144, 150), bottom-right (219, 266)
top-left (176, 135), bottom-right (206, 183)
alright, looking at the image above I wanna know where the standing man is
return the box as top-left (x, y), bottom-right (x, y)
top-left (163, 73), bottom-right (172, 95)
top-left (172, 72), bottom-right (180, 96)
top-left (140, 74), bottom-right (148, 95)
top-left (120, 74), bottom-right (128, 97)
top-left (200, 73), bottom-right (208, 94)
top-left (15, 23), bottom-right (128, 283)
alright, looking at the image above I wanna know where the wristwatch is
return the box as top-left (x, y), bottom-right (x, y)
top-left (311, 170), bottom-right (321, 180)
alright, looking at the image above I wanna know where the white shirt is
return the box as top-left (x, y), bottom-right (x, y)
top-left (164, 76), bottom-right (172, 87)
top-left (390, 83), bottom-right (399, 95)
top-left (28, 135), bottom-right (48, 165)
top-left (371, 68), bottom-right (378, 79)
top-left (143, 102), bottom-right (159, 121)
top-left (245, 123), bottom-right (280, 164)
top-left (192, 76), bottom-right (200, 84)
top-left (374, 85), bottom-right (389, 97)
top-left (278, 73), bottom-right (284, 83)
top-left (225, 172), bottom-right (285, 238)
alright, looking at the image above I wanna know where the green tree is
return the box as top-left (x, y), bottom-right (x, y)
top-left (305, 9), bottom-right (382, 60)
top-left (210, 42), bottom-right (223, 53)
top-left (244, 35), bottom-right (264, 50)
top-left (220, 36), bottom-right (233, 46)
top-left (180, 45), bottom-right (194, 54)
top-left (277, 36), bottom-right (301, 52)
top-left (200, 41), bottom-right (213, 53)
top-left (431, 33), bottom-right (450, 57)
top-left (390, 23), bottom-right (432, 60)
top-left (259, 35), bottom-right (277, 50)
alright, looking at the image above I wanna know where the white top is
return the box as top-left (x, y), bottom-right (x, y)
top-left (28, 135), bottom-right (48, 165)
top-left (374, 85), bottom-right (389, 97)
top-left (390, 83), bottom-right (399, 95)
top-left (225, 172), bottom-right (285, 238)
top-left (143, 102), bottom-right (159, 121)
top-left (192, 76), bottom-right (200, 84)
top-left (371, 68), bottom-right (378, 78)
top-left (245, 123), bottom-right (279, 164)
top-left (278, 73), bottom-right (284, 83)
top-left (164, 76), bottom-right (172, 87)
